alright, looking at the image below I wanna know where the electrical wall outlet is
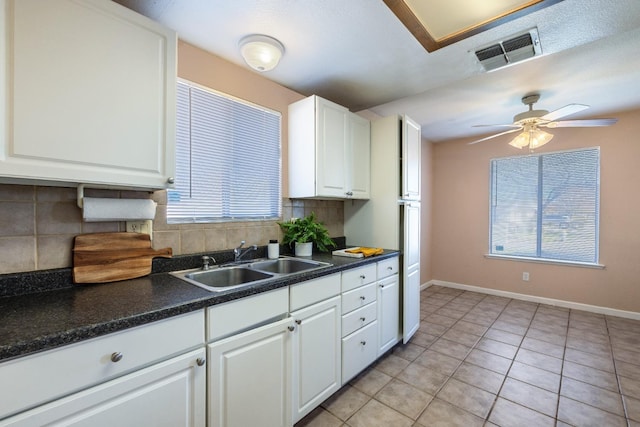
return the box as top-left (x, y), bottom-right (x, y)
top-left (126, 220), bottom-right (153, 239)
top-left (522, 272), bottom-right (530, 282)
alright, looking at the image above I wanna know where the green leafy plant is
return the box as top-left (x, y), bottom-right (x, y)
top-left (278, 212), bottom-right (337, 252)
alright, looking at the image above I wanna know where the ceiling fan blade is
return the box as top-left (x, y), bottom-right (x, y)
top-left (472, 124), bottom-right (520, 128)
top-left (544, 118), bottom-right (618, 128)
top-left (468, 128), bottom-right (521, 145)
top-left (541, 104), bottom-right (589, 121)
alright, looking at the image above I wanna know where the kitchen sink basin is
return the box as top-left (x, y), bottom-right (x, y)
top-left (170, 257), bottom-right (332, 292)
top-left (247, 258), bottom-right (331, 275)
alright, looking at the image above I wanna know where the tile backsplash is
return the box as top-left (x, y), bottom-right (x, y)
top-left (0, 184), bottom-right (344, 275)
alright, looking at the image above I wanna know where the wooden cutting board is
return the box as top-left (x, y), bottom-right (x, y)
top-left (73, 232), bottom-right (172, 283)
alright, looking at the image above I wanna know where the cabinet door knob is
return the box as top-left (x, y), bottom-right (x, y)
top-left (387, 266), bottom-right (393, 270)
top-left (359, 275), bottom-right (366, 279)
top-left (360, 296), bottom-right (366, 300)
top-left (379, 284), bottom-right (385, 288)
top-left (288, 326), bottom-right (295, 332)
top-left (360, 341), bottom-right (367, 346)
top-left (295, 319), bottom-right (302, 325)
top-left (360, 317), bottom-right (366, 322)
top-left (167, 177), bottom-right (175, 184)
top-left (110, 352), bottom-right (123, 363)
top-left (196, 357), bottom-right (206, 366)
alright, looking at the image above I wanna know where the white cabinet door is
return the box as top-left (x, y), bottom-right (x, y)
top-left (378, 274), bottom-right (400, 355)
top-left (291, 296), bottom-right (341, 423)
top-left (208, 317), bottom-right (293, 427)
top-left (316, 97), bottom-right (349, 198)
top-left (403, 202), bottom-right (421, 343)
top-left (348, 114), bottom-right (371, 199)
top-left (341, 321), bottom-right (378, 384)
top-left (0, 349), bottom-right (206, 427)
top-left (402, 115), bottom-right (421, 200)
top-left (1, 0), bottom-right (176, 189)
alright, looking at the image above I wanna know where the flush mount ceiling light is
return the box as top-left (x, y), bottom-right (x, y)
top-left (239, 34), bottom-right (284, 72)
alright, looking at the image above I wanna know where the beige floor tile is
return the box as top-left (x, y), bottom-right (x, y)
top-left (564, 347), bottom-right (615, 372)
top-left (499, 377), bottom-right (558, 417)
top-left (562, 360), bottom-right (618, 391)
top-left (520, 336), bottom-right (565, 359)
top-left (566, 336), bottom-right (612, 358)
top-left (465, 349), bottom-right (512, 374)
top-left (560, 377), bottom-right (624, 415)
top-left (613, 346), bottom-right (640, 366)
top-left (625, 395), bottom-right (640, 422)
top-left (436, 378), bottom-right (496, 418)
top-left (374, 354), bottom-right (410, 377)
top-left (321, 385), bottom-right (370, 421)
top-left (374, 379), bottom-right (433, 419)
top-left (557, 396), bottom-right (627, 427)
top-left (420, 321), bottom-right (448, 336)
top-left (620, 375), bottom-right (640, 400)
top-left (296, 407), bottom-right (344, 427)
top-left (515, 348), bottom-right (562, 374)
top-left (462, 312), bottom-right (497, 327)
top-left (414, 349), bottom-right (461, 376)
top-left (408, 331), bottom-right (439, 348)
top-left (396, 363), bottom-right (449, 394)
top-left (449, 320), bottom-right (489, 337)
top-left (507, 361), bottom-right (560, 393)
top-left (616, 359), bottom-right (640, 381)
top-left (349, 368), bottom-right (392, 396)
top-left (392, 342), bottom-right (426, 362)
top-left (346, 399), bottom-right (413, 427)
top-left (484, 328), bottom-right (524, 346)
top-left (488, 397), bottom-right (555, 427)
top-left (492, 319), bottom-right (528, 335)
top-left (416, 398), bottom-right (484, 427)
top-left (525, 326), bottom-right (566, 347)
top-left (441, 328), bottom-right (481, 347)
top-left (425, 313), bottom-right (459, 328)
top-left (429, 338), bottom-right (472, 360)
top-left (434, 307), bottom-right (468, 320)
top-left (476, 337), bottom-right (518, 359)
top-left (452, 362), bottom-right (505, 394)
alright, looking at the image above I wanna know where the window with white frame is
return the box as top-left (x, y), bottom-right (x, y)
top-left (489, 148), bottom-right (600, 264)
top-left (168, 80), bottom-right (282, 223)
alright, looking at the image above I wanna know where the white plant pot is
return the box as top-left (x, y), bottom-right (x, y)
top-left (294, 242), bottom-right (313, 257)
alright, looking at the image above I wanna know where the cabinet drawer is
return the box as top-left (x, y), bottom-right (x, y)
top-left (290, 273), bottom-right (341, 311)
top-left (377, 257), bottom-right (399, 279)
top-left (342, 282), bottom-right (377, 314)
top-left (342, 301), bottom-right (377, 337)
top-left (341, 264), bottom-right (377, 292)
top-left (342, 321), bottom-right (378, 384)
top-left (207, 287), bottom-right (288, 342)
top-left (0, 310), bottom-right (204, 419)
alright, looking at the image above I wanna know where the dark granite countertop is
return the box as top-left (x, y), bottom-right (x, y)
top-left (0, 250), bottom-right (399, 363)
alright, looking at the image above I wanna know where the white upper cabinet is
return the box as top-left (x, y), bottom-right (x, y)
top-left (0, 0), bottom-right (176, 190)
top-left (402, 115), bottom-right (421, 200)
top-left (289, 95), bottom-right (370, 199)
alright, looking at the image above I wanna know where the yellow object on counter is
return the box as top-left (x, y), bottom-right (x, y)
top-left (345, 247), bottom-right (383, 257)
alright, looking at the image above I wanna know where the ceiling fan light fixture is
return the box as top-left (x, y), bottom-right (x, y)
top-left (508, 127), bottom-right (553, 150)
top-left (239, 34), bottom-right (284, 72)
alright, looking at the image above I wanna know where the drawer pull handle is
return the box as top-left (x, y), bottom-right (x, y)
top-left (110, 352), bottom-right (123, 363)
top-left (360, 275), bottom-right (366, 279)
top-left (387, 266), bottom-right (393, 270)
top-left (196, 357), bottom-right (206, 367)
top-left (295, 319), bottom-right (302, 325)
top-left (360, 296), bottom-right (366, 300)
top-left (360, 341), bottom-right (367, 346)
top-left (360, 317), bottom-right (366, 322)
top-left (288, 326), bottom-right (295, 332)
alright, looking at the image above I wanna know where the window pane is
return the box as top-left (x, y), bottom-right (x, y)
top-left (490, 156), bottom-right (539, 257)
top-left (540, 150), bottom-right (599, 262)
top-left (168, 81), bottom-right (281, 223)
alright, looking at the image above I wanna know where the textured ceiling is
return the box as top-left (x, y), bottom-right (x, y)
top-left (114, 0), bottom-right (640, 142)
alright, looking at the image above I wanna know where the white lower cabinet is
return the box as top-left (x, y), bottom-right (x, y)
top-left (291, 295), bottom-right (341, 423)
top-left (0, 349), bottom-right (206, 427)
top-left (377, 274), bottom-right (400, 356)
top-left (208, 316), bottom-right (294, 427)
top-left (341, 321), bottom-right (378, 384)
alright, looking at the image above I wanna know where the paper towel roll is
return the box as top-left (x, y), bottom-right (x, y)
top-left (82, 198), bottom-right (157, 222)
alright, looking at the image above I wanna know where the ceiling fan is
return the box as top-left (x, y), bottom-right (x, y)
top-left (468, 94), bottom-right (618, 150)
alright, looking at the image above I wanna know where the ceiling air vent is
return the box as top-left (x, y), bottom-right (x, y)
top-left (474, 28), bottom-right (541, 72)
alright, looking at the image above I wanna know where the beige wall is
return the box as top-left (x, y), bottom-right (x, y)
top-left (421, 137), bottom-right (433, 283)
top-left (430, 108), bottom-right (640, 313)
top-left (0, 41), bottom-right (344, 275)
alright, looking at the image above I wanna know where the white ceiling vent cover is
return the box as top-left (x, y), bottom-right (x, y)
top-left (475, 28), bottom-right (541, 71)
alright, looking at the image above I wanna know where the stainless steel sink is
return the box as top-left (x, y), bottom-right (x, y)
top-left (247, 258), bottom-right (331, 275)
top-left (170, 257), bottom-right (332, 292)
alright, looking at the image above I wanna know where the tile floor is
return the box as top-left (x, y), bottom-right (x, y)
top-left (295, 285), bottom-right (640, 427)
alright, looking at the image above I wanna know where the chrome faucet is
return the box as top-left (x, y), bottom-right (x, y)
top-left (234, 240), bottom-right (257, 263)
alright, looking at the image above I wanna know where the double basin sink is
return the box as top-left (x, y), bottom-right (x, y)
top-left (171, 257), bottom-right (332, 292)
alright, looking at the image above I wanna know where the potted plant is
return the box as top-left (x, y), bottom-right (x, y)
top-left (278, 212), bottom-right (336, 256)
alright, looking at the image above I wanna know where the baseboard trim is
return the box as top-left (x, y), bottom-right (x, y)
top-left (424, 279), bottom-right (640, 321)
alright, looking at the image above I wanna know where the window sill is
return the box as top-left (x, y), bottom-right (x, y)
top-left (484, 254), bottom-right (605, 269)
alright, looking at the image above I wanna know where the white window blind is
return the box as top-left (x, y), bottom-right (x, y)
top-left (168, 81), bottom-right (281, 223)
top-left (490, 148), bottom-right (600, 264)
